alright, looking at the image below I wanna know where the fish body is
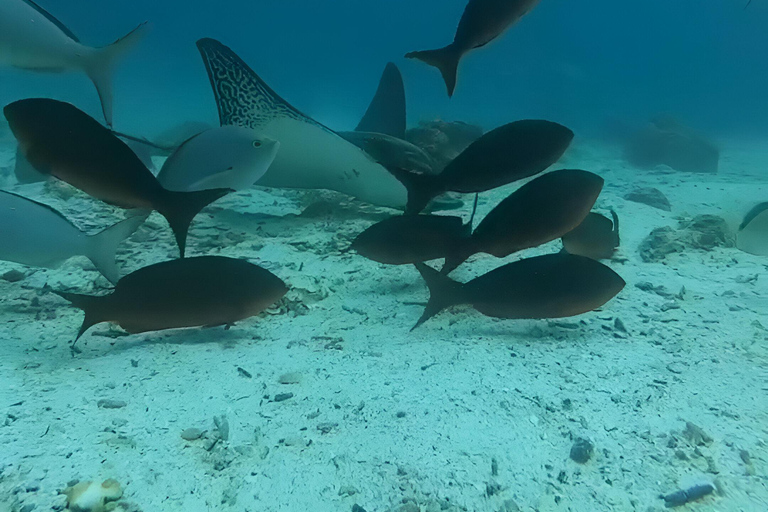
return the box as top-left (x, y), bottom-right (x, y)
top-left (413, 253), bottom-right (625, 329)
top-left (55, 256), bottom-right (288, 342)
top-left (157, 126), bottom-right (280, 192)
top-left (4, 99), bottom-right (230, 257)
top-left (442, 169), bottom-right (603, 272)
top-left (351, 214), bottom-right (470, 265)
top-left (196, 38), bottom-right (409, 209)
top-left (562, 211), bottom-right (620, 260)
top-left (406, 0), bottom-right (541, 96)
top-left (0, 190), bottom-right (143, 283)
top-left (0, 0), bottom-right (147, 126)
top-left (390, 120), bottom-right (573, 214)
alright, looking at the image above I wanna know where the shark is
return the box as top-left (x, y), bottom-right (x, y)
top-left (196, 38), bottom-right (411, 209)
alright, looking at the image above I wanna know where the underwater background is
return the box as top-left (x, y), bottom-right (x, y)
top-left (2, 0), bottom-right (768, 137)
top-left (1, 1), bottom-right (768, 511)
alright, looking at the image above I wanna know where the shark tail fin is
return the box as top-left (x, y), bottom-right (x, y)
top-left (411, 263), bottom-right (465, 330)
top-left (405, 44), bottom-right (461, 97)
top-left (84, 22), bottom-right (149, 127)
top-left (157, 188), bottom-right (231, 258)
top-left (85, 215), bottom-right (147, 284)
top-left (51, 291), bottom-right (110, 345)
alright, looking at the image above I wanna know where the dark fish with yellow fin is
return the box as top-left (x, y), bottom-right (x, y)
top-left (4, 99), bottom-right (230, 257)
top-left (406, 0), bottom-right (541, 97)
top-left (389, 119), bottom-right (574, 214)
top-left (54, 256), bottom-right (288, 345)
top-left (442, 169), bottom-right (604, 274)
top-left (561, 211), bottom-right (620, 260)
top-left (413, 253), bottom-right (625, 330)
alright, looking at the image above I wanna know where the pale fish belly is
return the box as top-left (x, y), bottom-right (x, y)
top-left (0, 4), bottom-right (84, 69)
top-left (254, 118), bottom-right (407, 209)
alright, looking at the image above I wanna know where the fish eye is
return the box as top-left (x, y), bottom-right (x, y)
top-left (253, 141), bottom-right (262, 148)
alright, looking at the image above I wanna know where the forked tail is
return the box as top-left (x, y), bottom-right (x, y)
top-left (157, 188), bottom-right (232, 258)
top-left (52, 291), bottom-right (110, 344)
top-left (86, 215), bottom-right (147, 284)
top-left (405, 44), bottom-right (461, 97)
top-left (83, 22), bottom-right (149, 127)
top-left (411, 262), bottom-right (465, 330)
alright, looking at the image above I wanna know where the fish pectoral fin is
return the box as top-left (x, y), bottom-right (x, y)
top-left (188, 167), bottom-right (239, 191)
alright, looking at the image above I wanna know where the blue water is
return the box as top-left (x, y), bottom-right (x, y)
top-left (2, 0), bottom-right (767, 137)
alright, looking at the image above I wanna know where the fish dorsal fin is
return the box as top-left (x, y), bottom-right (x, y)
top-left (196, 38), bottom-right (329, 133)
top-left (22, 0), bottom-right (80, 42)
top-left (356, 62), bottom-right (407, 139)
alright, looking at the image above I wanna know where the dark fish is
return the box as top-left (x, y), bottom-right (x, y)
top-left (561, 211), bottom-right (620, 260)
top-left (351, 196), bottom-right (478, 265)
top-left (54, 256), bottom-right (288, 344)
top-left (442, 169), bottom-right (604, 273)
top-left (390, 119), bottom-right (574, 214)
top-left (3, 99), bottom-right (231, 257)
top-left (413, 253), bottom-right (625, 330)
top-left (406, 0), bottom-right (541, 96)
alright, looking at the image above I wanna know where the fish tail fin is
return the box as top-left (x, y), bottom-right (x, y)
top-left (386, 167), bottom-right (443, 215)
top-left (86, 215), bottom-right (147, 284)
top-left (51, 291), bottom-right (108, 344)
top-left (405, 45), bottom-right (461, 97)
top-left (441, 246), bottom-right (473, 275)
top-left (610, 209), bottom-right (620, 244)
top-left (412, 262), bottom-right (465, 330)
top-left (157, 188), bottom-right (231, 258)
top-left (84, 22), bottom-right (149, 127)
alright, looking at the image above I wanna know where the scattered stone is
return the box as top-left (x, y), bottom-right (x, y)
top-left (278, 372), bottom-right (302, 384)
top-left (352, 505), bottom-right (368, 512)
top-left (405, 120), bottom-right (483, 172)
top-left (96, 399), bottom-right (127, 409)
top-left (214, 415), bottom-right (230, 442)
top-left (396, 503), bottom-right (420, 512)
top-left (317, 422), bottom-right (338, 434)
top-left (614, 318), bottom-right (627, 333)
top-left (63, 479), bottom-right (123, 512)
top-left (396, 411), bottom-right (407, 418)
top-left (491, 457), bottom-right (499, 477)
top-left (624, 187), bottom-right (672, 211)
top-left (281, 436), bottom-right (306, 447)
top-left (236, 367), bottom-right (252, 378)
top-left (639, 215), bottom-right (734, 263)
top-left (339, 486), bottom-right (358, 497)
top-left (2, 269), bottom-right (25, 282)
top-left (570, 437), bottom-right (594, 463)
top-left (498, 499), bottom-right (521, 512)
top-left (660, 482), bottom-right (716, 508)
top-left (485, 480), bottom-right (503, 497)
top-left (180, 428), bottom-right (205, 441)
top-left (274, 392), bottom-right (294, 402)
top-left (684, 422), bottom-right (713, 446)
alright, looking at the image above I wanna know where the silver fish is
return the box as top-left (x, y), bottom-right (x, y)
top-left (0, 190), bottom-right (144, 283)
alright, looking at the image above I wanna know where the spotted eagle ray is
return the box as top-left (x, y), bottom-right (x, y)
top-left (196, 38), bottom-right (410, 209)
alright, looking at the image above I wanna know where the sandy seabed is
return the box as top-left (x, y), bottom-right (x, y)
top-left (0, 138), bottom-right (767, 512)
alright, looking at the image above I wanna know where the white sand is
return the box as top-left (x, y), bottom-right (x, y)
top-left (1, 139), bottom-right (767, 512)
